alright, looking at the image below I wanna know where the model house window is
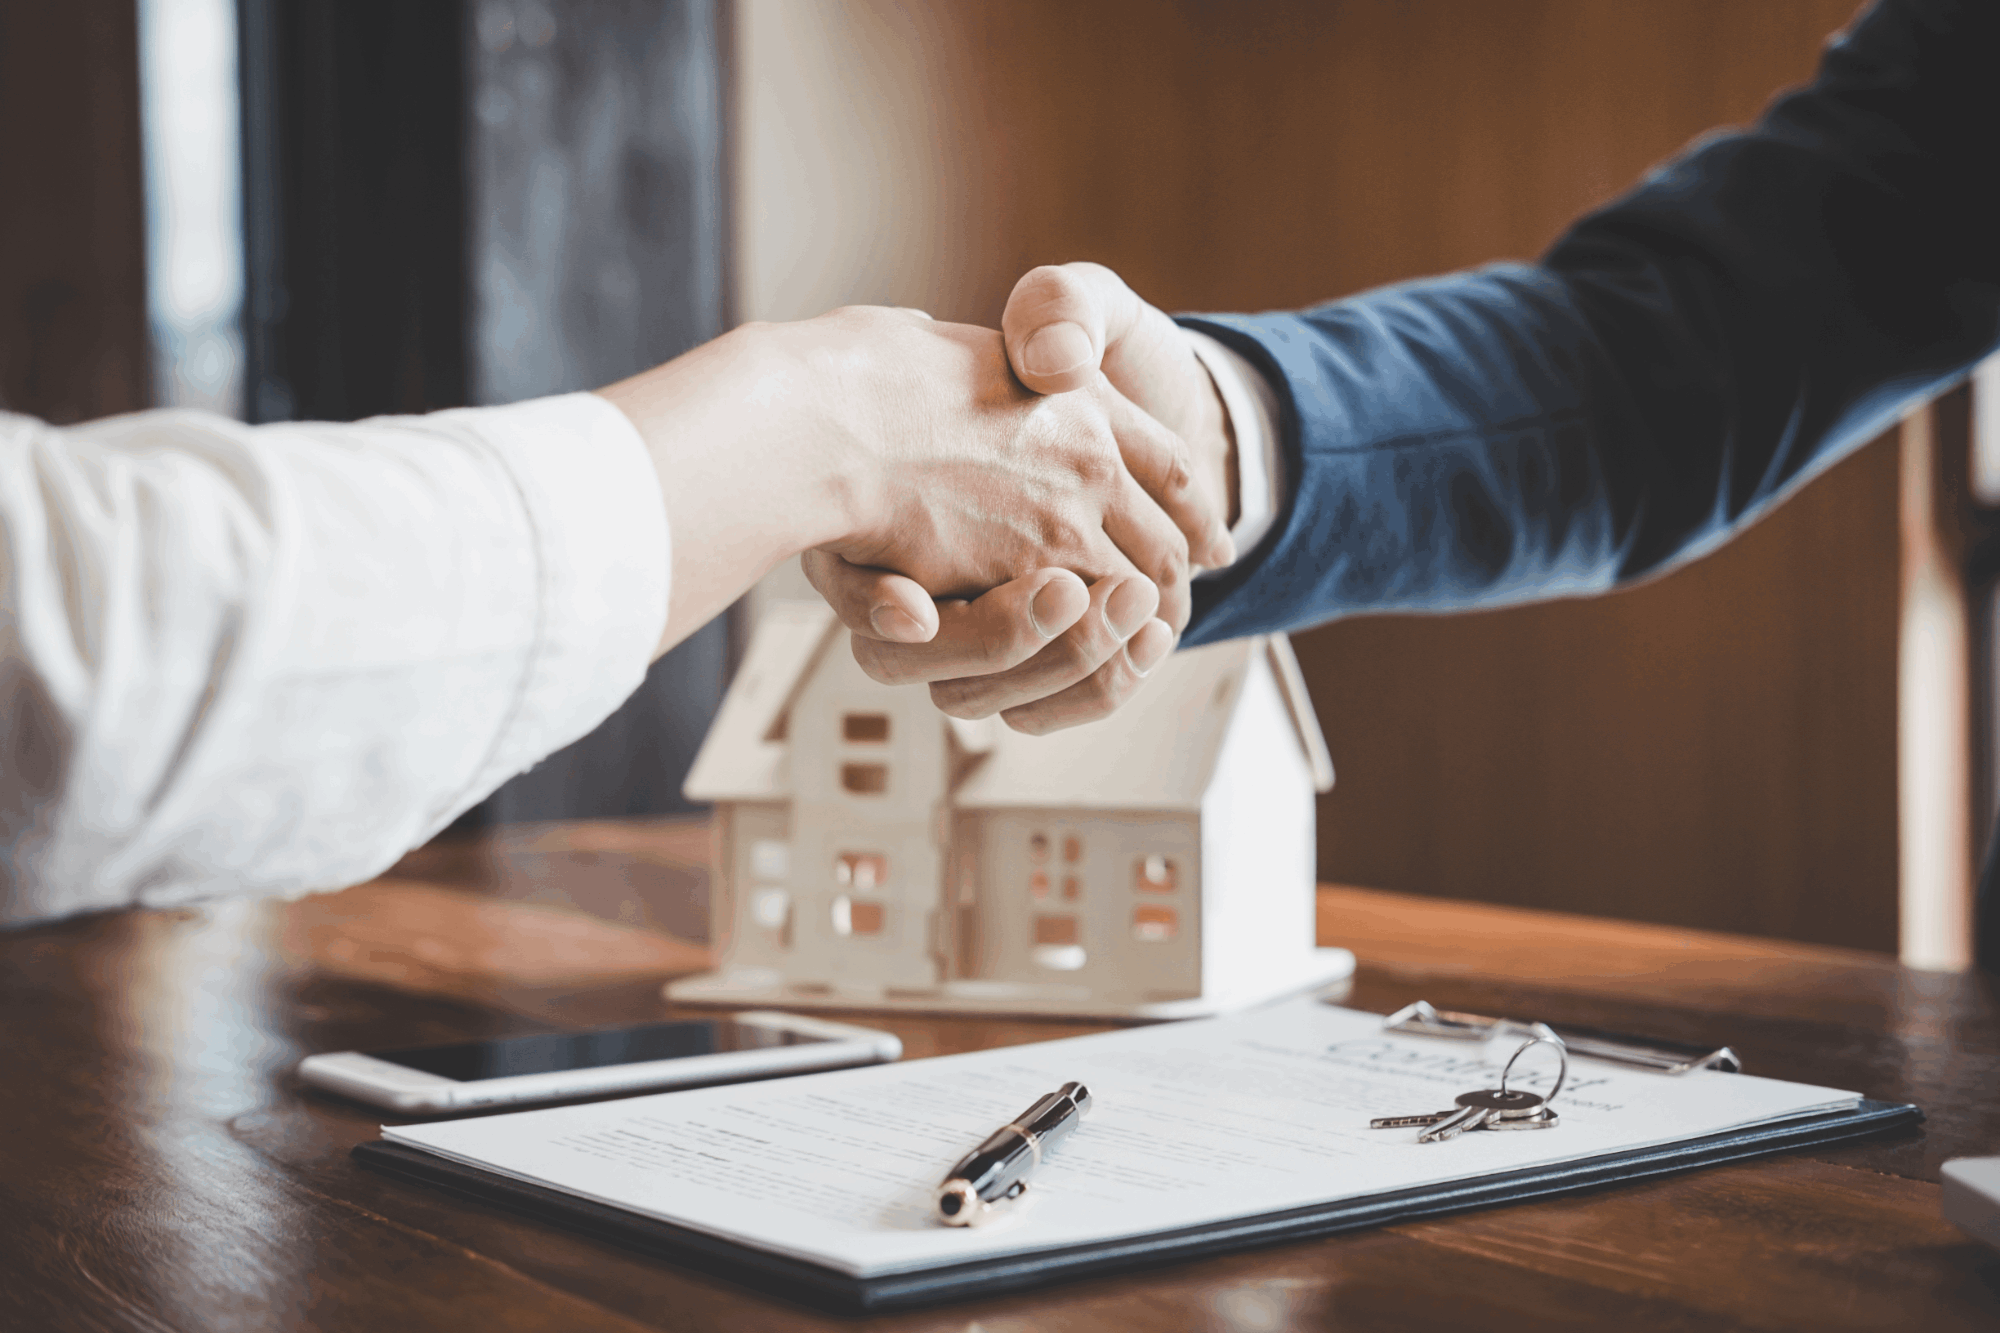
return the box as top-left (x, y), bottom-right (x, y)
top-left (831, 895), bottom-right (885, 936)
top-left (1062, 876), bottom-right (1081, 901)
top-left (751, 888), bottom-right (791, 933)
top-left (1133, 904), bottom-right (1178, 941)
top-left (1031, 915), bottom-right (1085, 971)
top-left (1034, 914), bottom-right (1080, 945)
top-left (1030, 870), bottom-right (1050, 899)
top-left (835, 851), bottom-right (888, 890)
top-left (1029, 832), bottom-right (1050, 862)
top-left (840, 762), bottom-right (888, 794)
top-left (1134, 855), bottom-right (1177, 893)
top-left (842, 712), bottom-right (890, 743)
top-left (1062, 835), bottom-right (1083, 863)
top-left (750, 838), bottom-right (789, 882)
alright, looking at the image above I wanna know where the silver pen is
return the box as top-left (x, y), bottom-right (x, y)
top-left (935, 1081), bottom-right (1092, 1227)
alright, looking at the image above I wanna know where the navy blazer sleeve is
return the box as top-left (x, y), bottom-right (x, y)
top-left (1180, 0), bottom-right (2000, 647)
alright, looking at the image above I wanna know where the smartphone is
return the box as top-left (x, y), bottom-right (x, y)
top-left (297, 1010), bottom-right (901, 1112)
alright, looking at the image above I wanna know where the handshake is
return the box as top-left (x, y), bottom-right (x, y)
top-left (606, 261), bottom-right (1246, 735)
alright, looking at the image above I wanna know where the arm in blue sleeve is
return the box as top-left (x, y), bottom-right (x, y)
top-left (1181, 0), bottom-right (2000, 646)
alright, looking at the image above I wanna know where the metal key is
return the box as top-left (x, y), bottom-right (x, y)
top-left (1371, 1031), bottom-right (1570, 1142)
top-left (1371, 1087), bottom-right (1547, 1141)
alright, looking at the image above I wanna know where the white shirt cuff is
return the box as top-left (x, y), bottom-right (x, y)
top-left (417, 392), bottom-right (670, 825)
top-left (0, 391), bottom-right (671, 924)
top-left (1184, 328), bottom-right (1287, 570)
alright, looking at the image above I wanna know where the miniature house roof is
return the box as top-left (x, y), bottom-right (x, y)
top-left (683, 600), bottom-right (1333, 809)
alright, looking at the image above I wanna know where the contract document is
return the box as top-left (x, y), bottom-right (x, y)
top-left (379, 1000), bottom-right (1884, 1288)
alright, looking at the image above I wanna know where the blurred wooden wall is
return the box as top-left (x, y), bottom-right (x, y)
top-left (0, 0), bottom-right (150, 422)
top-left (737, 0), bottom-right (1893, 950)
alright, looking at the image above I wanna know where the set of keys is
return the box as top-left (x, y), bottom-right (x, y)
top-left (1370, 1033), bottom-right (1567, 1143)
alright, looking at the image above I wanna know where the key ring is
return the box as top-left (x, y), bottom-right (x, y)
top-left (1498, 1031), bottom-right (1568, 1107)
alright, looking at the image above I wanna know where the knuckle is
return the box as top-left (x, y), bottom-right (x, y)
top-left (1085, 664), bottom-right (1132, 711)
top-left (973, 618), bottom-right (1031, 668)
top-left (850, 636), bottom-right (901, 684)
top-left (1070, 433), bottom-right (1121, 491)
top-left (1029, 263), bottom-right (1089, 305)
top-left (1057, 621), bottom-right (1115, 675)
top-left (1035, 512), bottom-right (1094, 565)
top-left (1001, 706), bottom-right (1053, 736)
top-left (1076, 455), bottom-right (1118, 494)
top-left (930, 680), bottom-right (994, 720)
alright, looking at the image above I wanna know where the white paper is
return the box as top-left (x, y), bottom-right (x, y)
top-left (385, 1001), bottom-right (1858, 1278)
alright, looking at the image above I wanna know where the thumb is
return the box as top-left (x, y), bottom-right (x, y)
top-left (1003, 261), bottom-right (1148, 395)
top-left (801, 549), bottom-right (940, 643)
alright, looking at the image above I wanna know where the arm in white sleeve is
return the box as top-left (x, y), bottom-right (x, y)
top-left (0, 393), bottom-right (668, 926)
top-left (1184, 329), bottom-right (1288, 567)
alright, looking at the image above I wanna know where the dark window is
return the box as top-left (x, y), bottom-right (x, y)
top-left (1133, 904), bottom-right (1178, 941)
top-left (840, 763), bottom-right (888, 794)
top-left (843, 712), bottom-right (890, 743)
top-left (1034, 915), bottom-right (1080, 946)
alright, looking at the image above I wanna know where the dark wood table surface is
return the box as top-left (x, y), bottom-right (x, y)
top-left (6, 817), bottom-right (1998, 1331)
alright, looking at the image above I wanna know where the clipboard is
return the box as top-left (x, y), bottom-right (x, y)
top-left (1379, 1000), bottom-right (1745, 1074)
top-left (353, 1097), bottom-right (1919, 1314)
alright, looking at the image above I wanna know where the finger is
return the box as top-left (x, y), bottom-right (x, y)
top-left (850, 569), bottom-right (1090, 686)
top-left (1002, 261), bottom-right (1186, 398)
top-left (929, 575), bottom-right (1158, 719)
top-left (801, 549), bottom-right (938, 643)
top-left (1102, 387), bottom-right (1236, 570)
top-left (1100, 462), bottom-right (1193, 633)
top-left (1001, 617), bottom-right (1176, 735)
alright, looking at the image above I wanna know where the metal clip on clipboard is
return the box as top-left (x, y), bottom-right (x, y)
top-left (1382, 1000), bottom-right (1743, 1075)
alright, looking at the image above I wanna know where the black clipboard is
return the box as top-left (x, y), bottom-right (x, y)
top-left (353, 1097), bottom-right (1919, 1314)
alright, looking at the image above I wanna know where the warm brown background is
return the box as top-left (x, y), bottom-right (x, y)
top-left (738, 0), bottom-right (1894, 951)
top-left (0, 0), bottom-right (150, 422)
top-left (2, 1), bottom-right (1897, 952)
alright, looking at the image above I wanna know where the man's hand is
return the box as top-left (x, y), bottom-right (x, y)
top-left (804, 264), bottom-right (1232, 733)
top-left (601, 302), bottom-right (1229, 654)
top-left (806, 308), bottom-right (1229, 631)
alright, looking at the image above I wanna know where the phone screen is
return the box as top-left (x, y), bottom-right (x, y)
top-left (369, 1019), bottom-right (826, 1083)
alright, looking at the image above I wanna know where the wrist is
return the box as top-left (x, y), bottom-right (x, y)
top-left (599, 321), bottom-right (864, 566)
top-left (751, 311), bottom-right (898, 555)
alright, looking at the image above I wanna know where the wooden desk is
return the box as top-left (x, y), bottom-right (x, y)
top-left (6, 819), bottom-right (1998, 1331)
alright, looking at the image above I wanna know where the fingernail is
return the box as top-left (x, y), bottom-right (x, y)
top-left (1104, 578), bottom-right (1159, 638)
top-left (1125, 620), bottom-right (1174, 676)
top-left (1209, 527), bottom-right (1238, 567)
top-left (1029, 577), bottom-right (1079, 638)
top-left (870, 604), bottom-right (924, 641)
top-left (1021, 322), bottom-right (1094, 378)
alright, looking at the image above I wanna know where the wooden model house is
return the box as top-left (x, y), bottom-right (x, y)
top-left (669, 601), bottom-right (1350, 1018)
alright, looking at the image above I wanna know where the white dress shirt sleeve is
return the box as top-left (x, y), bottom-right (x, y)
top-left (1184, 328), bottom-right (1288, 568)
top-left (0, 392), bottom-right (668, 925)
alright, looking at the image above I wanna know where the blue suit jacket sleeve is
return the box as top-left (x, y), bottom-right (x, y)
top-left (1180, 0), bottom-right (2000, 647)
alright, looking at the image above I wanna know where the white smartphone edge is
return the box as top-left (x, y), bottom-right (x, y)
top-left (296, 1010), bottom-right (901, 1113)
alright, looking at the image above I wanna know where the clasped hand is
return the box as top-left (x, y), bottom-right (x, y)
top-left (803, 264), bottom-right (1233, 734)
top-left (605, 263), bottom-right (1227, 736)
